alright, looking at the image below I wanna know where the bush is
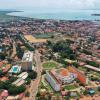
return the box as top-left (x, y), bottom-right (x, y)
top-left (0, 81), bottom-right (26, 95)
top-left (28, 70), bottom-right (37, 79)
top-left (16, 44), bottom-right (24, 59)
top-left (9, 77), bottom-right (18, 83)
top-left (25, 91), bottom-right (30, 97)
top-left (98, 87), bottom-right (100, 92)
top-left (0, 81), bottom-right (12, 90)
top-left (8, 85), bottom-right (26, 95)
top-left (83, 90), bottom-right (88, 95)
top-left (72, 62), bottom-right (79, 68)
top-left (91, 77), bottom-right (98, 81)
top-left (26, 78), bottom-right (31, 85)
top-left (86, 61), bottom-right (99, 68)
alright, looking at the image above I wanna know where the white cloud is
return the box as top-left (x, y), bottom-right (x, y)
top-left (0, 0), bottom-right (99, 10)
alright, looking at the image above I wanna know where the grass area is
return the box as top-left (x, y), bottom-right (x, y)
top-left (78, 67), bottom-right (100, 77)
top-left (33, 33), bottom-right (54, 39)
top-left (47, 83), bottom-right (53, 92)
top-left (90, 71), bottom-right (100, 77)
top-left (64, 85), bottom-right (77, 90)
top-left (41, 80), bottom-right (53, 92)
top-left (43, 80), bottom-right (60, 95)
top-left (42, 61), bottom-right (58, 69)
top-left (78, 67), bottom-right (87, 72)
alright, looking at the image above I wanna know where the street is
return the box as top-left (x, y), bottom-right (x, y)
top-left (29, 50), bottom-right (42, 100)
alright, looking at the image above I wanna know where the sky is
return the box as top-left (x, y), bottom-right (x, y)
top-left (0, 0), bottom-right (100, 10)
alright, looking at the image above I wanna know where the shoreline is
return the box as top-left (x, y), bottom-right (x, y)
top-left (91, 14), bottom-right (100, 16)
top-left (0, 10), bottom-right (100, 22)
top-left (6, 10), bottom-right (100, 21)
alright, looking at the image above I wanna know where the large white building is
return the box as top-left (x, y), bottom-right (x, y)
top-left (51, 68), bottom-right (77, 84)
top-left (45, 71), bottom-right (60, 92)
top-left (21, 51), bottom-right (34, 71)
top-left (12, 72), bottom-right (28, 86)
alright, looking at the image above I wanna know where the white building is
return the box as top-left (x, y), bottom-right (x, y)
top-left (12, 72), bottom-right (28, 86)
top-left (45, 71), bottom-right (60, 92)
top-left (50, 68), bottom-right (77, 84)
top-left (17, 72), bottom-right (28, 79)
top-left (59, 73), bottom-right (77, 84)
top-left (12, 78), bottom-right (25, 86)
top-left (21, 51), bottom-right (34, 71)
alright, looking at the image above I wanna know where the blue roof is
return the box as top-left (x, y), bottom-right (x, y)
top-left (89, 90), bottom-right (95, 94)
top-left (0, 48), bottom-right (2, 52)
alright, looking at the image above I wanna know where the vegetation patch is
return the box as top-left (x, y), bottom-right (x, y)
top-left (64, 85), bottom-right (77, 90)
top-left (42, 61), bottom-right (58, 69)
top-left (33, 33), bottom-right (54, 39)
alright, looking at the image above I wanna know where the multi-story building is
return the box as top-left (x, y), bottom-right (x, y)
top-left (21, 51), bottom-right (33, 71)
top-left (68, 66), bottom-right (88, 85)
top-left (51, 68), bottom-right (77, 84)
top-left (45, 71), bottom-right (61, 92)
top-left (45, 68), bottom-right (77, 91)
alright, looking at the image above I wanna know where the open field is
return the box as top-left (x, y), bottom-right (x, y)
top-left (64, 85), bottom-right (77, 90)
top-left (78, 67), bottom-right (87, 72)
top-left (33, 33), bottom-right (54, 39)
top-left (42, 61), bottom-right (58, 70)
top-left (24, 35), bottom-right (47, 43)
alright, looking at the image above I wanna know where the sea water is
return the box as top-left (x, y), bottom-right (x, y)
top-left (8, 9), bottom-right (100, 20)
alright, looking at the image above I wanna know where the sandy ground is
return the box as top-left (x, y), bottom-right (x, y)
top-left (24, 35), bottom-right (47, 43)
top-left (80, 95), bottom-right (100, 100)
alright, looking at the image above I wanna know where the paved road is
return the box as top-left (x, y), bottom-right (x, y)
top-left (11, 40), bottom-right (16, 58)
top-left (29, 50), bottom-right (42, 100)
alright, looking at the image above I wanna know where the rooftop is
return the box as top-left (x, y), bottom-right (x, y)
top-left (22, 51), bottom-right (33, 62)
top-left (84, 65), bottom-right (100, 72)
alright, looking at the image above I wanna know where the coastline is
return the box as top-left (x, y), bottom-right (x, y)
top-left (91, 14), bottom-right (100, 16)
top-left (0, 10), bottom-right (100, 22)
top-left (0, 10), bottom-right (29, 22)
top-left (6, 9), bottom-right (100, 21)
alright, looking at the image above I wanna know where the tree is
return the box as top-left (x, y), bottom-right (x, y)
top-left (47, 40), bottom-right (52, 46)
top-left (16, 44), bottom-right (24, 59)
top-left (25, 91), bottom-right (30, 97)
top-left (83, 49), bottom-right (92, 55)
top-left (60, 52), bottom-right (67, 58)
top-left (0, 81), bottom-right (12, 90)
top-left (8, 85), bottom-right (26, 95)
top-left (41, 70), bottom-right (46, 75)
top-left (51, 35), bottom-right (54, 38)
top-left (98, 87), bottom-right (100, 92)
top-left (83, 90), bottom-right (88, 95)
top-left (26, 78), bottom-right (31, 85)
top-left (28, 70), bottom-right (37, 79)
top-left (91, 77), bottom-right (98, 81)
top-left (0, 54), bottom-right (5, 60)
top-left (97, 45), bottom-right (100, 50)
top-left (7, 57), bottom-right (13, 63)
top-left (65, 96), bottom-right (70, 100)
top-left (0, 81), bottom-right (26, 95)
top-left (69, 54), bottom-right (76, 60)
top-left (72, 62), bottom-right (79, 68)
top-left (9, 77), bottom-right (18, 83)
top-left (86, 61), bottom-right (99, 68)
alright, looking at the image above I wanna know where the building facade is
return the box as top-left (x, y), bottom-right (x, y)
top-left (68, 66), bottom-right (88, 85)
top-left (45, 71), bottom-right (60, 92)
top-left (21, 51), bottom-right (33, 71)
top-left (51, 68), bottom-right (77, 84)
